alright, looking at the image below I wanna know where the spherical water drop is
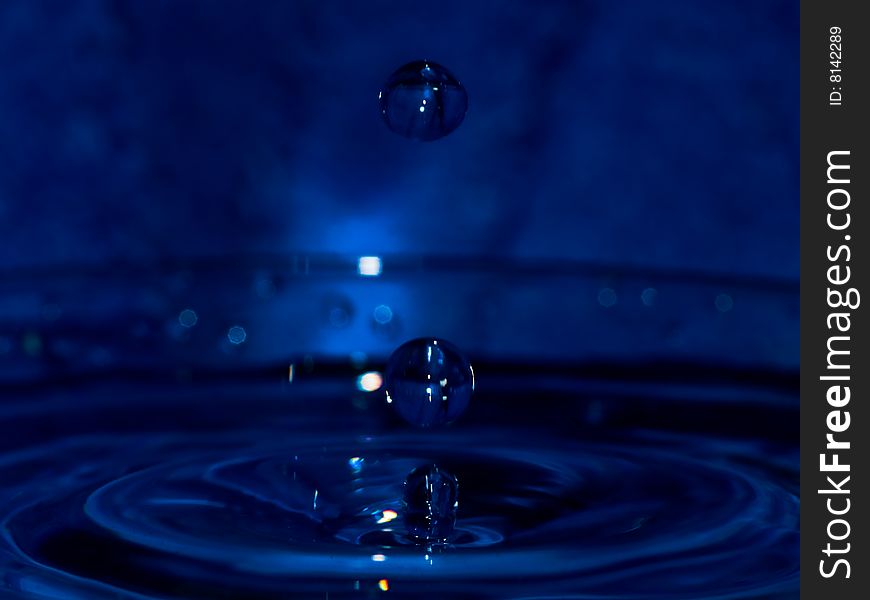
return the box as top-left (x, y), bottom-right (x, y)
top-left (403, 464), bottom-right (458, 544)
top-left (384, 338), bottom-right (474, 427)
top-left (379, 60), bottom-right (468, 141)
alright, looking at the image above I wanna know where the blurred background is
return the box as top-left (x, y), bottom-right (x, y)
top-left (0, 0), bottom-right (798, 376)
top-left (0, 3), bottom-right (800, 597)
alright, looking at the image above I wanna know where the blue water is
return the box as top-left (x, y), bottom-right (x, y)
top-left (0, 368), bottom-right (797, 599)
top-left (0, 255), bottom-right (798, 598)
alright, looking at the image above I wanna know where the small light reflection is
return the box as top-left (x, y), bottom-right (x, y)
top-left (358, 256), bottom-right (382, 277)
top-left (349, 457), bottom-right (364, 473)
top-left (376, 509), bottom-right (398, 524)
top-left (357, 371), bottom-right (383, 392)
top-left (378, 579), bottom-right (390, 591)
top-left (287, 364), bottom-right (295, 383)
top-left (371, 554), bottom-right (387, 562)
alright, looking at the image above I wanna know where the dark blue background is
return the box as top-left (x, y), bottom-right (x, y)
top-left (0, 4), bottom-right (800, 596)
top-left (0, 0), bottom-right (799, 377)
top-left (0, 0), bottom-right (797, 274)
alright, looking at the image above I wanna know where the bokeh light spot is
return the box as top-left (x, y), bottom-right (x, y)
top-left (641, 288), bottom-right (658, 306)
top-left (357, 371), bottom-right (383, 392)
top-left (178, 308), bottom-right (198, 328)
top-left (358, 256), bottom-right (382, 277)
top-left (598, 288), bottom-right (618, 308)
top-left (22, 332), bottom-right (43, 357)
top-left (227, 325), bottom-right (247, 345)
top-left (373, 304), bottom-right (394, 324)
top-left (376, 509), bottom-right (398, 524)
top-left (715, 293), bottom-right (734, 312)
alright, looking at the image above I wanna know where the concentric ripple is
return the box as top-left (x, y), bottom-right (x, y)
top-left (0, 422), bottom-right (797, 599)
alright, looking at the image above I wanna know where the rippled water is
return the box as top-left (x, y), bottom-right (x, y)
top-left (0, 367), bottom-right (798, 599)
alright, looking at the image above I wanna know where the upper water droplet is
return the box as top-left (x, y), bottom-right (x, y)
top-left (384, 338), bottom-right (474, 427)
top-left (379, 60), bottom-right (468, 141)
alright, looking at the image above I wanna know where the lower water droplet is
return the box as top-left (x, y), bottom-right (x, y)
top-left (403, 464), bottom-right (459, 544)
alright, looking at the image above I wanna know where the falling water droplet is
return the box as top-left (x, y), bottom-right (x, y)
top-left (379, 60), bottom-right (468, 141)
top-left (403, 464), bottom-right (458, 544)
top-left (384, 338), bottom-right (474, 427)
